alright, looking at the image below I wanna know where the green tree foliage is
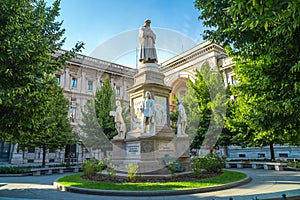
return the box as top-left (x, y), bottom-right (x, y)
top-left (218, 87), bottom-right (240, 147)
top-left (195, 0), bottom-right (300, 159)
top-left (0, 0), bottom-right (84, 164)
top-left (120, 100), bottom-right (130, 133)
top-left (19, 80), bottom-right (76, 166)
top-left (185, 63), bottom-right (226, 150)
top-left (95, 76), bottom-right (117, 140)
top-left (79, 98), bottom-right (112, 156)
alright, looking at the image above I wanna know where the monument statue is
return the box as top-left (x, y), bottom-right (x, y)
top-left (141, 91), bottom-right (156, 134)
top-left (139, 19), bottom-right (158, 63)
top-left (111, 21), bottom-right (191, 174)
top-left (177, 98), bottom-right (187, 136)
top-left (114, 100), bottom-right (126, 138)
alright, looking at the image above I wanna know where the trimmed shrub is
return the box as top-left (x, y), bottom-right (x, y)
top-left (0, 166), bottom-right (31, 174)
top-left (81, 158), bottom-right (99, 176)
top-left (191, 154), bottom-right (225, 174)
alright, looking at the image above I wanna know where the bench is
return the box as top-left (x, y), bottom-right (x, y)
top-left (31, 167), bottom-right (66, 176)
top-left (68, 166), bottom-right (81, 172)
top-left (226, 161), bottom-right (247, 169)
top-left (226, 161), bottom-right (287, 171)
top-left (250, 162), bottom-right (287, 171)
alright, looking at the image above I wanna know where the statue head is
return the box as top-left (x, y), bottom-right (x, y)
top-left (145, 91), bottom-right (152, 99)
top-left (144, 19), bottom-right (151, 26)
top-left (178, 98), bottom-right (183, 104)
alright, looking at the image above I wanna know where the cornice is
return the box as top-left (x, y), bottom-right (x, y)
top-left (160, 41), bottom-right (226, 72)
top-left (54, 50), bottom-right (137, 79)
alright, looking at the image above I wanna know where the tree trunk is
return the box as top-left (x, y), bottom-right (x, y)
top-left (269, 142), bottom-right (275, 161)
top-left (42, 146), bottom-right (46, 167)
top-left (223, 146), bottom-right (228, 157)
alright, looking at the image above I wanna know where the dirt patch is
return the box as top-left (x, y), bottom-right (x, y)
top-left (81, 172), bottom-right (222, 183)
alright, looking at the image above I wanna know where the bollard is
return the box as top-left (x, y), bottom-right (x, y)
top-left (281, 194), bottom-right (287, 200)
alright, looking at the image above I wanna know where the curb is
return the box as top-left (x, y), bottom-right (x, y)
top-left (0, 173), bottom-right (31, 177)
top-left (53, 175), bottom-right (252, 196)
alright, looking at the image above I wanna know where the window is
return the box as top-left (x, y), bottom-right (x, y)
top-left (70, 107), bottom-right (76, 122)
top-left (238, 154), bottom-right (246, 158)
top-left (88, 81), bottom-right (93, 91)
top-left (28, 147), bottom-right (35, 153)
top-left (258, 153), bottom-right (265, 158)
top-left (279, 153), bottom-right (288, 158)
top-left (71, 77), bottom-right (77, 88)
top-left (71, 97), bottom-right (76, 102)
top-left (56, 74), bottom-right (61, 85)
top-left (116, 86), bottom-right (121, 96)
top-left (70, 98), bottom-right (76, 106)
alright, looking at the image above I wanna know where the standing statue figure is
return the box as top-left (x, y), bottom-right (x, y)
top-left (177, 98), bottom-right (187, 136)
top-left (114, 101), bottom-right (126, 138)
top-left (139, 19), bottom-right (158, 63)
top-left (141, 91), bottom-right (156, 134)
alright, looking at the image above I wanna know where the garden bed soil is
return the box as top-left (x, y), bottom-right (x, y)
top-left (81, 172), bottom-right (222, 183)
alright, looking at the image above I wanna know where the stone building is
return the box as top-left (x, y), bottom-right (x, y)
top-left (160, 40), bottom-right (235, 111)
top-left (3, 51), bottom-right (136, 164)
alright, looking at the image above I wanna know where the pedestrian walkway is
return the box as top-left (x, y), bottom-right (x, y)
top-left (0, 169), bottom-right (299, 200)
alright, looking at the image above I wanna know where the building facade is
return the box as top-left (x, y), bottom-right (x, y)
top-left (3, 51), bottom-right (136, 165)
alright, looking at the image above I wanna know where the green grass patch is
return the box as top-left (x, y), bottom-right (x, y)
top-left (57, 170), bottom-right (247, 191)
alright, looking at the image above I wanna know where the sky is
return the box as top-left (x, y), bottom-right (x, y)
top-left (46, 0), bottom-right (205, 67)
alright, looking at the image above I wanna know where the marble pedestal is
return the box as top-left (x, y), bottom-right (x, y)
top-left (112, 127), bottom-right (191, 174)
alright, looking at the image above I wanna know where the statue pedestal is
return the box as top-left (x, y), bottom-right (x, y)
top-left (112, 126), bottom-right (172, 174)
top-left (175, 136), bottom-right (191, 171)
top-left (111, 62), bottom-right (190, 174)
top-left (112, 126), bottom-right (191, 174)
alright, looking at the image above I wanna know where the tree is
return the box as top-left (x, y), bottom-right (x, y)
top-left (195, 0), bottom-right (300, 159)
top-left (94, 76), bottom-right (117, 140)
top-left (80, 76), bottom-right (119, 157)
top-left (19, 79), bottom-right (77, 166)
top-left (0, 0), bottom-right (84, 159)
top-left (79, 98), bottom-right (112, 158)
top-left (185, 63), bottom-right (226, 150)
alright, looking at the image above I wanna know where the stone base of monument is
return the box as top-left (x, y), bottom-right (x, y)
top-left (111, 126), bottom-right (191, 174)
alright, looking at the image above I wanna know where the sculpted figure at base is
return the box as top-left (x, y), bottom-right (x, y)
top-left (139, 19), bottom-right (158, 63)
top-left (141, 91), bottom-right (156, 134)
top-left (114, 101), bottom-right (126, 138)
top-left (177, 98), bottom-right (187, 136)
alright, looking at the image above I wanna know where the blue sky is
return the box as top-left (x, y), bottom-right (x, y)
top-left (46, 0), bottom-right (204, 67)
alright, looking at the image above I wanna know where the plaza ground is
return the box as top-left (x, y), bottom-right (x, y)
top-left (0, 169), bottom-right (300, 199)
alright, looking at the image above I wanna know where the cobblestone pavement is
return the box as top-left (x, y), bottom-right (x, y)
top-left (0, 169), bottom-right (300, 200)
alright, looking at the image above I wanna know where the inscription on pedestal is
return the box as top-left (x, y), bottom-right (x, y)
top-left (126, 142), bottom-right (140, 158)
top-left (159, 142), bottom-right (174, 153)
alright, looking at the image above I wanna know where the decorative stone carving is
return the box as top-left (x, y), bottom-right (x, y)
top-left (141, 141), bottom-right (154, 153)
top-left (177, 98), bottom-right (187, 137)
top-left (141, 91), bottom-right (156, 135)
top-left (111, 100), bottom-right (126, 138)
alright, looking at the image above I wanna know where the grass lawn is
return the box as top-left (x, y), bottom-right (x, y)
top-left (57, 170), bottom-right (247, 191)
